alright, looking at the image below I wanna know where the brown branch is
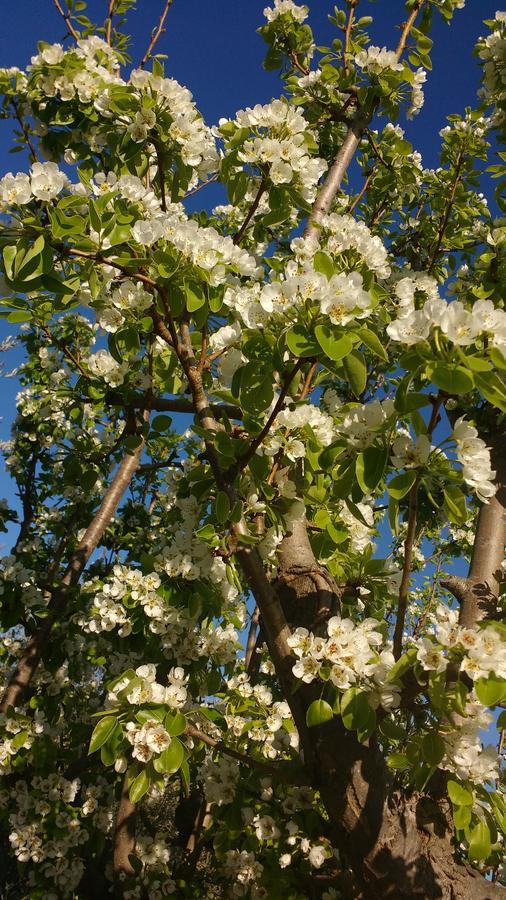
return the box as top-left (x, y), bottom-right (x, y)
top-left (11, 99), bottom-right (38, 163)
top-left (185, 724), bottom-right (295, 781)
top-left (155, 143), bottom-right (167, 212)
top-left (395, 0), bottom-right (427, 59)
top-left (113, 774), bottom-right (137, 894)
top-left (105, 0), bottom-right (118, 45)
top-left (442, 437), bottom-right (506, 627)
top-left (427, 150), bottom-right (464, 273)
top-left (0, 426), bottom-right (148, 713)
top-left (227, 361), bottom-right (304, 477)
top-left (139, 0), bottom-right (174, 69)
top-left (183, 174), bottom-right (219, 199)
top-left (51, 0), bottom-right (79, 40)
top-left (233, 178), bottom-right (267, 245)
top-left (160, 300), bottom-right (295, 694)
top-left (304, 0), bottom-right (425, 241)
top-left (392, 481), bottom-right (419, 660)
top-left (343, 0), bottom-right (359, 74)
top-left (349, 168), bottom-right (374, 214)
top-left (105, 389), bottom-right (242, 420)
top-left (244, 606), bottom-right (260, 670)
top-left (392, 396), bottom-right (443, 659)
top-left (39, 324), bottom-right (89, 378)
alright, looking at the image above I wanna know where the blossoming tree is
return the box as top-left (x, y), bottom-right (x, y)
top-left (0, 0), bottom-right (505, 896)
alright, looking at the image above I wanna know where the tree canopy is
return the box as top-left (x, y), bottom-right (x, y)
top-left (0, 1), bottom-right (505, 898)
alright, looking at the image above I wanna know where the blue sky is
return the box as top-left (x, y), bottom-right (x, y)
top-left (0, 0), bottom-right (500, 539)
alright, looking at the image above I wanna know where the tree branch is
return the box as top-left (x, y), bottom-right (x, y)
top-left (139, 0), bottom-right (174, 69)
top-left (51, 0), bottom-right (79, 40)
top-left (0, 423), bottom-right (148, 713)
top-left (233, 178), bottom-right (267, 245)
top-left (113, 774), bottom-right (137, 895)
top-left (227, 361), bottom-right (303, 477)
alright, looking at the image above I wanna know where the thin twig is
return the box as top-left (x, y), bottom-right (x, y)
top-left (343, 0), bottom-right (358, 74)
top-left (40, 324), bottom-right (89, 379)
top-left (105, 0), bottom-right (118, 45)
top-left (395, 0), bottom-right (427, 59)
top-left (139, 0), bottom-right (174, 69)
top-left (183, 174), bottom-right (219, 199)
top-left (427, 150), bottom-right (464, 273)
top-left (349, 169), bottom-right (374, 214)
top-left (51, 0), bottom-right (79, 40)
top-left (227, 361), bottom-right (304, 477)
top-left (392, 396), bottom-right (442, 659)
top-left (185, 724), bottom-right (296, 781)
top-left (11, 99), bottom-right (38, 163)
top-left (233, 178), bottom-right (267, 245)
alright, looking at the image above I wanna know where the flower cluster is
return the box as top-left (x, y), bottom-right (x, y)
top-left (129, 68), bottom-right (219, 177)
top-left (221, 99), bottom-right (327, 203)
top-left (477, 12), bottom-right (506, 108)
top-left (86, 348), bottom-right (128, 386)
top-left (258, 402), bottom-right (335, 459)
top-left (125, 719), bottom-right (172, 763)
top-left (319, 213), bottom-right (391, 278)
top-left (414, 606), bottom-right (506, 683)
top-left (107, 663), bottom-right (188, 710)
top-left (0, 162), bottom-right (68, 206)
top-left (257, 265), bottom-right (372, 325)
top-left (288, 615), bottom-right (400, 708)
top-left (263, 0), bottom-right (308, 24)
top-left (387, 293), bottom-right (506, 353)
top-left (339, 398), bottom-right (395, 450)
top-left (407, 68), bottom-right (428, 119)
top-left (29, 35), bottom-right (121, 104)
top-left (96, 279), bottom-right (152, 333)
top-left (452, 417), bottom-right (496, 502)
top-left (132, 207), bottom-right (261, 283)
top-left (354, 46), bottom-right (403, 75)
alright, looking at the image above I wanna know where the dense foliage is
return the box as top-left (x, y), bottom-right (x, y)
top-left (0, 1), bottom-right (505, 897)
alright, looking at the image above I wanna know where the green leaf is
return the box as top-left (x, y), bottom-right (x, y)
top-left (468, 820), bottom-right (491, 861)
top-left (453, 805), bottom-right (472, 830)
top-left (447, 780), bottom-right (474, 807)
top-left (388, 471), bottom-right (416, 500)
top-left (239, 364), bottom-right (273, 415)
top-left (421, 732), bottom-right (445, 767)
top-left (386, 753), bottom-right (410, 771)
top-left (3, 245), bottom-right (17, 280)
top-left (164, 711), bottom-right (186, 736)
top-left (313, 250), bottom-right (334, 280)
top-left (306, 699), bottom-right (334, 728)
top-left (185, 280), bottom-right (206, 312)
top-left (286, 324), bottom-right (319, 358)
top-left (340, 688), bottom-right (372, 731)
top-left (343, 350), bottom-right (367, 398)
top-left (474, 675), bottom-right (506, 707)
top-left (129, 768), bottom-right (151, 803)
top-left (428, 364), bottom-right (474, 395)
top-left (152, 737), bottom-right (184, 774)
top-left (355, 446), bottom-right (388, 493)
top-left (443, 485), bottom-right (467, 525)
top-left (474, 371), bottom-right (506, 414)
top-left (314, 324), bottom-right (353, 361)
top-left (151, 415), bottom-right (173, 431)
top-left (356, 327), bottom-right (388, 361)
top-left (88, 716), bottom-right (118, 754)
top-left (387, 647), bottom-right (418, 683)
top-left (214, 491), bottom-right (230, 524)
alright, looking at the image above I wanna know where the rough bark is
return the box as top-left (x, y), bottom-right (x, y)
top-left (113, 775), bottom-right (137, 897)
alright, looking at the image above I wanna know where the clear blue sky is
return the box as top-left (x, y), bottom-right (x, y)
top-left (0, 0), bottom-right (500, 541)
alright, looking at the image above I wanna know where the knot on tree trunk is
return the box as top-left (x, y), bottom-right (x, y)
top-left (441, 574), bottom-right (499, 624)
top-left (275, 563), bottom-right (343, 632)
